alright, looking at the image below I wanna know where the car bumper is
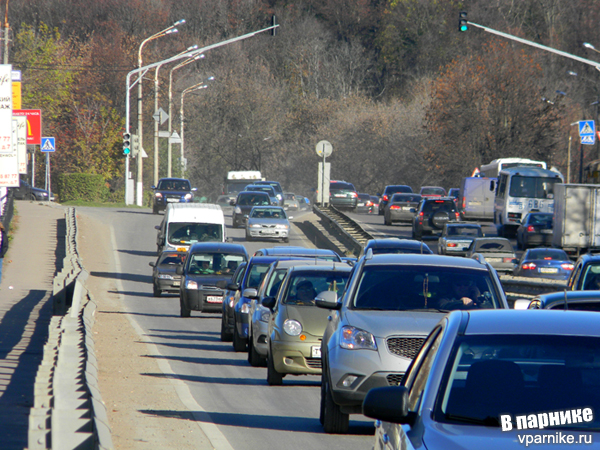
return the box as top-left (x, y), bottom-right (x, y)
top-left (330, 199), bottom-right (357, 209)
top-left (389, 211), bottom-right (415, 222)
top-left (156, 277), bottom-right (181, 292)
top-left (235, 305), bottom-right (251, 338)
top-left (247, 228), bottom-right (289, 239)
top-left (182, 288), bottom-right (224, 312)
top-left (524, 234), bottom-right (552, 247)
top-left (271, 336), bottom-right (323, 375)
top-left (251, 318), bottom-right (270, 356)
top-left (327, 339), bottom-right (413, 409)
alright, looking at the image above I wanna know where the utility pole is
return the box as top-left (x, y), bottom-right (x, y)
top-left (3, 0), bottom-right (9, 64)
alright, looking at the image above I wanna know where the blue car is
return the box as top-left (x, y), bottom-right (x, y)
top-left (513, 248), bottom-right (574, 280)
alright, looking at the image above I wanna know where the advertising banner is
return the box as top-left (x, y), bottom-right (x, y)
top-left (0, 64), bottom-right (17, 187)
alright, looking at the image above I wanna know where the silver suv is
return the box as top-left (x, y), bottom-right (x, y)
top-left (316, 252), bottom-right (508, 433)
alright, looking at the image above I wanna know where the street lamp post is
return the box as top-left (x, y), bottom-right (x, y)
top-left (135, 19), bottom-right (184, 206)
top-left (168, 54), bottom-right (204, 178)
top-left (153, 45), bottom-right (197, 186)
top-left (180, 81), bottom-right (213, 176)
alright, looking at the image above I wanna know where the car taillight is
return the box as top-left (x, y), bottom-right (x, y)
top-left (390, 205), bottom-right (400, 210)
top-left (383, 195), bottom-right (389, 202)
top-left (448, 243), bottom-right (457, 247)
top-left (366, 201), bottom-right (373, 206)
top-left (462, 197), bottom-right (466, 209)
top-left (561, 263), bottom-right (574, 271)
top-left (350, 192), bottom-right (358, 198)
top-left (504, 257), bottom-right (517, 263)
top-left (527, 225), bottom-right (535, 232)
top-left (419, 211), bottom-right (424, 217)
top-left (522, 262), bottom-right (537, 270)
top-left (455, 212), bottom-right (460, 220)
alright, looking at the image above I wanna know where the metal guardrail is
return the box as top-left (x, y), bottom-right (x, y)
top-left (312, 205), bottom-right (374, 256)
top-left (28, 207), bottom-right (113, 450)
top-left (313, 205), bottom-right (569, 299)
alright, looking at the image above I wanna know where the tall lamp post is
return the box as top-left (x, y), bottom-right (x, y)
top-left (168, 54), bottom-right (204, 177)
top-left (153, 45), bottom-right (198, 186)
top-left (136, 19), bottom-right (184, 206)
top-left (180, 80), bottom-right (213, 176)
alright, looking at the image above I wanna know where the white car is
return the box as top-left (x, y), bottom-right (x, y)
top-left (245, 206), bottom-right (291, 242)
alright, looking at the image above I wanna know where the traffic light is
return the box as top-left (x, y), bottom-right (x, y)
top-left (131, 134), bottom-right (139, 157)
top-left (458, 11), bottom-right (468, 32)
top-left (123, 132), bottom-right (131, 155)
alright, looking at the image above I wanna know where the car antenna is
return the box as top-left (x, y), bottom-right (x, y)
top-left (563, 289), bottom-right (568, 311)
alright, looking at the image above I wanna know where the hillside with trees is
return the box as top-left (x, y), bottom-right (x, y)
top-left (8, 0), bottom-right (600, 200)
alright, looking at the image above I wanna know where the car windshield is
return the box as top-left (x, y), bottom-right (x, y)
top-left (509, 176), bottom-right (560, 199)
top-left (167, 223), bottom-right (222, 245)
top-left (474, 240), bottom-right (513, 252)
top-left (158, 252), bottom-right (186, 265)
top-left (352, 266), bottom-right (501, 311)
top-left (246, 263), bottom-right (272, 289)
top-left (284, 194), bottom-right (296, 200)
top-left (158, 179), bottom-right (190, 191)
top-left (436, 334), bottom-right (600, 430)
top-left (447, 226), bottom-right (483, 237)
top-left (282, 272), bottom-right (350, 306)
top-left (237, 194), bottom-right (270, 206)
top-left (186, 252), bottom-right (246, 276)
top-left (527, 249), bottom-right (569, 260)
top-left (250, 208), bottom-right (286, 219)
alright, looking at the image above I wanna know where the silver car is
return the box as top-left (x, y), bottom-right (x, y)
top-left (317, 253), bottom-right (508, 433)
top-left (437, 223), bottom-right (484, 256)
top-left (283, 192), bottom-right (300, 211)
top-left (466, 237), bottom-right (518, 273)
top-left (363, 310), bottom-right (600, 449)
top-left (245, 206), bottom-right (291, 243)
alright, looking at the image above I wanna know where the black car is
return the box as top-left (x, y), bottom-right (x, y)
top-left (329, 180), bottom-right (358, 210)
top-left (149, 251), bottom-right (187, 296)
top-left (516, 211), bottom-right (553, 250)
top-left (377, 185), bottom-right (413, 215)
top-left (151, 177), bottom-right (196, 214)
top-left (220, 261), bottom-right (247, 341)
top-left (231, 191), bottom-right (272, 228)
top-left (11, 179), bottom-right (54, 201)
top-left (355, 193), bottom-right (374, 214)
top-left (412, 197), bottom-right (460, 239)
top-left (176, 242), bottom-right (248, 316)
top-left (358, 238), bottom-right (433, 258)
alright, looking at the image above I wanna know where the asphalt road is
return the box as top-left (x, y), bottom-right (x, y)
top-left (77, 205), bottom-right (374, 450)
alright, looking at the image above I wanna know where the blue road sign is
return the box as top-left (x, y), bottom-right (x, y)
top-left (579, 120), bottom-right (596, 145)
top-left (41, 137), bottom-right (55, 152)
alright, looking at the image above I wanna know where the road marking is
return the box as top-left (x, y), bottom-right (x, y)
top-left (109, 225), bottom-right (235, 450)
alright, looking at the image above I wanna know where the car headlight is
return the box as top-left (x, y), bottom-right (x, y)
top-left (275, 224), bottom-right (289, 229)
top-left (158, 274), bottom-right (174, 280)
top-left (259, 310), bottom-right (270, 323)
top-left (186, 280), bottom-right (198, 289)
top-left (284, 319), bottom-right (302, 336)
top-left (241, 303), bottom-right (250, 314)
top-left (155, 192), bottom-right (163, 198)
top-left (249, 224), bottom-right (262, 228)
top-left (234, 206), bottom-right (242, 214)
top-left (184, 193), bottom-right (193, 201)
top-left (340, 326), bottom-right (377, 350)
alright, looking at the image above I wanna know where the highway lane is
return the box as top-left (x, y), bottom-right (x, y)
top-left (77, 206), bottom-right (374, 450)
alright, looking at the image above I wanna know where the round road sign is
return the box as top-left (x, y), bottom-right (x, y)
top-left (315, 140), bottom-right (333, 157)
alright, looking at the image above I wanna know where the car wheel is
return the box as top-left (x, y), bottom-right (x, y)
top-left (220, 315), bottom-right (233, 342)
top-left (384, 215), bottom-right (391, 226)
top-left (266, 350), bottom-right (283, 386)
top-left (233, 324), bottom-right (247, 352)
top-left (246, 234), bottom-right (253, 241)
top-left (152, 205), bottom-right (159, 214)
top-left (319, 359), bottom-right (327, 425)
top-left (322, 373), bottom-right (349, 433)
top-left (153, 282), bottom-right (161, 297)
top-left (248, 337), bottom-right (267, 367)
top-left (179, 296), bottom-right (191, 317)
top-left (30, 194), bottom-right (37, 201)
top-left (282, 237), bottom-right (289, 243)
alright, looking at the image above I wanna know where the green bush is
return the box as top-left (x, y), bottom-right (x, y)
top-left (55, 173), bottom-right (110, 202)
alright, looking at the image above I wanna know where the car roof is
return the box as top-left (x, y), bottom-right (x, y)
top-left (255, 246), bottom-right (340, 258)
top-left (458, 309), bottom-right (600, 337)
top-left (286, 263), bottom-right (353, 274)
top-left (364, 253), bottom-right (488, 270)
top-left (365, 238), bottom-right (428, 250)
top-left (444, 222), bottom-right (481, 228)
top-left (237, 191), bottom-right (270, 197)
top-left (188, 242), bottom-right (248, 255)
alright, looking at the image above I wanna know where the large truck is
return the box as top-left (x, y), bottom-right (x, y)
top-left (223, 171), bottom-right (264, 197)
top-left (552, 183), bottom-right (600, 257)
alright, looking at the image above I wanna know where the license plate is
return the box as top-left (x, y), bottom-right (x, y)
top-left (402, 206), bottom-right (412, 211)
top-left (334, 194), bottom-right (346, 197)
top-left (469, 201), bottom-right (482, 206)
top-left (357, 202), bottom-right (364, 206)
top-left (206, 296), bottom-right (223, 303)
top-left (261, 230), bottom-right (276, 235)
top-left (173, 281), bottom-right (180, 287)
top-left (167, 198), bottom-right (180, 202)
top-left (311, 346), bottom-right (321, 358)
top-left (540, 267), bottom-right (558, 274)
top-left (486, 257), bottom-right (502, 262)
top-left (541, 229), bottom-right (552, 234)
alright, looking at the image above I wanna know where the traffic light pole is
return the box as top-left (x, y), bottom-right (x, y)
top-left (123, 23), bottom-right (279, 205)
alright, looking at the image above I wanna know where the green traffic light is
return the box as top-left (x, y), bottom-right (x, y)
top-left (460, 23), bottom-right (468, 32)
top-left (459, 11), bottom-right (468, 32)
top-left (123, 147), bottom-right (130, 155)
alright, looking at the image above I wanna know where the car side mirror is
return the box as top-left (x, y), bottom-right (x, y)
top-left (315, 290), bottom-right (341, 310)
top-left (288, 216), bottom-right (294, 220)
top-left (261, 296), bottom-right (276, 310)
top-left (513, 299), bottom-right (533, 310)
top-left (216, 280), bottom-right (228, 289)
top-left (362, 386), bottom-right (415, 425)
top-left (149, 262), bottom-right (155, 267)
top-left (155, 225), bottom-right (160, 230)
top-left (490, 180), bottom-right (496, 192)
top-left (243, 288), bottom-right (258, 299)
top-left (230, 200), bottom-right (236, 206)
top-left (227, 283), bottom-right (240, 291)
top-left (192, 187), bottom-right (198, 192)
top-left (176, 266), bottom-right (184, 275)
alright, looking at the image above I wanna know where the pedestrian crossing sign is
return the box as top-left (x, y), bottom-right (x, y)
top-left (579, 120), bottom-right (596, 145)
top-left (41, 137), bottom-right (55, 152)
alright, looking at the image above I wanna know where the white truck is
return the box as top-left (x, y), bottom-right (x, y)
top-left (223, 171), bottom-right (264, 197)
top-left (552, 183), bottom-right (600, 257)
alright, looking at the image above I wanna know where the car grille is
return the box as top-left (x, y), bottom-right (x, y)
top-left (306, 358), bottom-right (322, 369)
top-left (386, 337), bottom-right (426, 359)
top-left (386, 373), bottom-right (405, 386)
top-left (165, 193), bottom-right (183, 200)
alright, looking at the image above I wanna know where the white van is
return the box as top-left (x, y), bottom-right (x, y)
top-left (459, 177), bottom-right (496, 221)
top-left (155, 203), bottom-right (227, 254)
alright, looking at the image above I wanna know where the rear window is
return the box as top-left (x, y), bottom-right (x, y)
top-left (474, 240), bottom-right (513, 252)
top-left (392, 194), bottom-right (421, 202)
top-left (422, 200), bottom-right (456, 214)
top-left (385, 185), bottom-right (413, 194)
top-left (528, 214), bottom-right (553, 225)
top-left (447, 226), bottom-right (483, 237)
top-left (527, 249), bottom-right (568, 260)
top-left (421, 187), bottom-right (446, 196)
top-left (330, 182), bottom-right (356, 191)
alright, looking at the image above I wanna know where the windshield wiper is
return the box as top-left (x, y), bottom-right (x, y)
top-left (445, 414), bottom-right (500, 427)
